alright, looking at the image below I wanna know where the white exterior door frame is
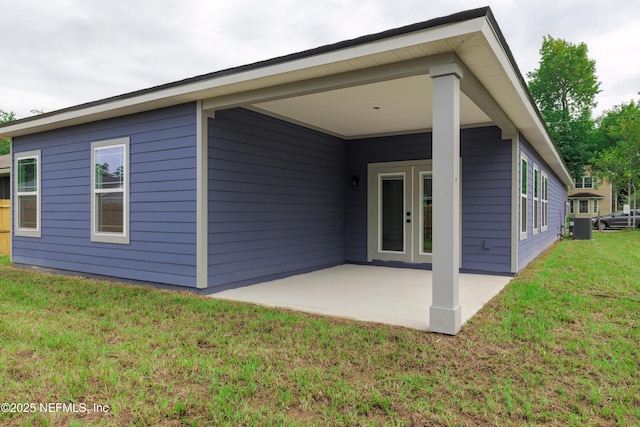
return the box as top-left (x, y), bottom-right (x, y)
top-left (367, 160), bottom-right (434, 264)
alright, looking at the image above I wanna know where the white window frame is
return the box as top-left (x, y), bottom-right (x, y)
top-left (14, 150), bottom-right (42, 238)
top-left (541, 173), bottom-right (549, 231)
top-left (578, 199), bottom-right (589, 214)
top-left (91, 138), bottom-right (130, 244)
top-left (533, 164), bottom-right (539, 235)
top-left (583, 176), bottom-right (593, 189)
top-left (593, 199), bottom-right (599, 215)
top-left (574, 176), bottom-right (593, 189)
top-left (520, 154), bottom-right (528, 240)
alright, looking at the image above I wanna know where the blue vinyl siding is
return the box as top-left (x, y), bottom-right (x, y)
top-left (12, 103), bottom-right (198, 287)
top-left (346, 126), bottom-right (513, 273)
top-left (207, 108), bottom-right (346, 290)
top-left (461, 129), bottom-right (512, 273)
top-left (518, 135), bottom-right (567, 270)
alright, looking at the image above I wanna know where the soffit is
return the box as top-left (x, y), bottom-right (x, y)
top-left (252, 75), bottom-right (490, 138)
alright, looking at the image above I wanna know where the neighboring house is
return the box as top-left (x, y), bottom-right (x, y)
top-left (568, 173), bottom-right (613, 218)
top-left (0, 154), bottom-right (10, 199)
top-left (0, 154), bottom-right (10, 255)
top-left (0, 7), bottom-right (573, 335)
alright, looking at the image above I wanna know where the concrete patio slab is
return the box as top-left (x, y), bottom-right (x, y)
top-left (211, 264), bottom-right (512, 331)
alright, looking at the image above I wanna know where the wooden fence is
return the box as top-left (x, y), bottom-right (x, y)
top-left (0, 200), bottom-right (10, 255)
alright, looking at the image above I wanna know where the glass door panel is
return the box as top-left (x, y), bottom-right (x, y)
top-left (421, 173), bottom-right (433, 254)
top-left (380, 174), bottom-right (405, 252)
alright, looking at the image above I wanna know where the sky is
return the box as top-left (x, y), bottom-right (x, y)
top-left (1, 0), bottom-right (639, 120)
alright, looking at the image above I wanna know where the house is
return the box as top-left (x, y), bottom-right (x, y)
top-left (0, 7), bottom-right (572, 335)
top-left (568, 173), bottom-right (613, 218)
top-left (0, 154), bottom-right (10, 199)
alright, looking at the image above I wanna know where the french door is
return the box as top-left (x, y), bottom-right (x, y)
top-left (367, 161), bottom-right (433, 264)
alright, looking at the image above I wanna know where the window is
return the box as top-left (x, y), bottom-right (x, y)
top-left (533, 165), bottom-right (539, 234)
top-left (579, 200), bottom-right (589, 214)
top-left (574, 176), bottom-right (593, 189)
top-left (593, 199), bottom-right (599, 215)
top-left (520, 155), bottom-right (528, 239)
top-left (541, 173), bottom-right (548, 231)
top-left (15, 150), bottom-right (41, 237)
top-left (583, 177), bottom-right (593, 189)
top-left (569, 200), bottom-right (574, 215)
top-left (91, 138), bottom-right (130, 244)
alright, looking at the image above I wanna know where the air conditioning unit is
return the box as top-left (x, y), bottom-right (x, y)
top-left (572, 217), bottom-right (592, 240)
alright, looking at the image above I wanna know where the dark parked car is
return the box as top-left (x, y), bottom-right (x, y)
top-left (592, 210), bottom-right (640, 230)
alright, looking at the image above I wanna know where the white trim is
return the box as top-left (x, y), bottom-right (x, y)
top-left (519, 153), bottom-right (528, 241)
top-left (541, 172), bottom-right (549, 232)
top-left (367, 160), bottom-right (434, 264)
top-left (510, 135), bottom-right (519, 273)
top-left (9, 138), bottom-right (13, 260)
top-left (14, 150), bottom-right (41, 238)
top-left (196, 102), bottom-right (209, 289)
top-left (90, 138), bottom-right (130, 244)
top-left (533, 164), bottom-right (539, 235)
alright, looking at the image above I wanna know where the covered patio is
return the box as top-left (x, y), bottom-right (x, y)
top-left (211, 265), bottom-right (512, 331)
top-left (2, 8), bottom-right (571, 337)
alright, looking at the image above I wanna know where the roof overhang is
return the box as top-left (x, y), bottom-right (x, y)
top-left (0, 7), bottom-right (572, 186)
top-left (568, 192), bottom-right (605, 199)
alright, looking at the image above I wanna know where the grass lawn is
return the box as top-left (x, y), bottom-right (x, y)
top-left (1, 231), bottom-right (639, 426)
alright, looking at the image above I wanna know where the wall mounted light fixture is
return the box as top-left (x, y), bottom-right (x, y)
top-left (351, 175), bottom-right (360, 187)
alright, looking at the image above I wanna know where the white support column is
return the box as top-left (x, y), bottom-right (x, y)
top-left (196, 101), bottom-right (209, 289)
top-left (429, 63), bottom-right (463, 335)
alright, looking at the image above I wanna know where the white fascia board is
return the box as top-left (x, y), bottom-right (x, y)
top-left (1, 18), bottom-right (486, 138)
top-left (479, 21), bottom-right (573, 187)
top-left (204, 53), bottom-right (456, 112)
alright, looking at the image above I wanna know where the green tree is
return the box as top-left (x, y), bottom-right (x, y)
top-left (527, 36), bottom-right (601, 179)
top-left (0, 109), bottom-right (15, 155)
top-left (591, 101), bottom-right (640, 216)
